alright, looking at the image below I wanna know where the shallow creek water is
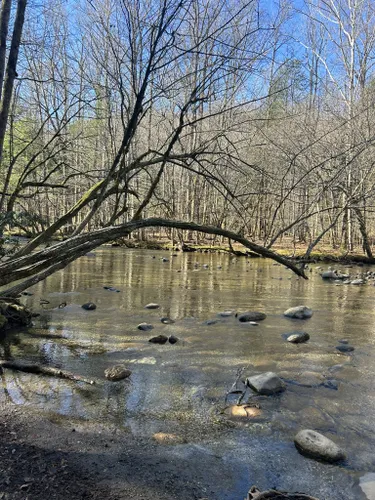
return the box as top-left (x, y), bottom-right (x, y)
top-left (1, 248), bottom-right (375, 499)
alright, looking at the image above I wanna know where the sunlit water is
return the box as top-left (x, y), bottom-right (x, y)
top-left (1, 248), bottom-right (375, 499)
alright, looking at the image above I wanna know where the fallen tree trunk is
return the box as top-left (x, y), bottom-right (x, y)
top-left (0, 361), bottom-right (95, 384)
top-left (0, 218), bottom-right (307, 297)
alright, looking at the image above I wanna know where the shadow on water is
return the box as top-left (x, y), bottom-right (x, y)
top-left (1, 248), bottom-right (375, 499)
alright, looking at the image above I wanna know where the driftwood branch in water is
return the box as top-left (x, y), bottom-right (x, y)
top-left (0, 361), bottom-right (95, 384)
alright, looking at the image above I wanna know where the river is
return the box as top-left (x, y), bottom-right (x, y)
top-left (1, 248), bottom-right (375, 499)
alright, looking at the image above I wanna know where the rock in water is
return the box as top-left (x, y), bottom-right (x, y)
top-left (82, 302), bottom-right (96, 310)
top-left (336, 345), bottom-right (354, 353)
top-left (246, 372), bottom-right (285, 395)
top-left (218, 310), bottom-right (234, 317)
top-left (286, 331), bottom-right (310, 343)
top-left (137, 322), bottom-right (153, 331)
top-left (237, 311), bottom-right (266, 322)
top-left (149, 335), bottom-right (168, 344)
top-left (205, 319), bottom-right (218, 325)
top-left (359, 472), bottom-right (375, 500)
top-left (153, 432), bottom-right (186, 445)
top-left (104, 365), bottom-right (132, 381)
top-left (284, 306), bottom-right (313, 319)
top-left (351, 279), bottom-right (364, 285)
top-left (160, 317), bottom-right (175, 324)
top-left (294, 429), bottom-right (345, 463)
top-left (168, 335), bottom-right (179, 344)
top-left (144, 303), bottom-right (160, 309)
top-left (321, 270), bottom-right (337, 279)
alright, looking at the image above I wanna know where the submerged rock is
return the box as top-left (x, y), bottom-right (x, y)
top-left (237, 311), bottom-right (266, 322)
top-left (225, 405), bottom-right (262, 419)
top-left (137, 322), bottom-right (153, 331)
top-left (218, 310), bottom-right (234, 317)
top-left (104, 365), bottom-right (132, 381)
top-left (144, 303), bottom-right (160, 309)
top-left (286, 331), bottom-right (310, 344)
top-left (284, 306), bottom-right (313, 319)
top-left (160, 317), bottom-right (175, 324)
top-left (81, 302), bottom-right (96, 310)
top-left (149, 335), bottom-right (168, 344)
top-left (246, 372), bottom-right (285, 395)
top-left (153, 432), bottom-right (186, 445)
top-left (294, 429), bottom-right (345, 463)
top-left (336, 345), bottom-right (354, 353)
top-left (204, 319), bottom-right (218, 325)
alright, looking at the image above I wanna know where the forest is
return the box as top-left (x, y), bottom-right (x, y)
top-left (1, 0), bottom-right (375, 293)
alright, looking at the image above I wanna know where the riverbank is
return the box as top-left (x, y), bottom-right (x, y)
top-left (111, 238), bottom-right (375, 265)
top-left (0, 401), bottom-right (234, 500)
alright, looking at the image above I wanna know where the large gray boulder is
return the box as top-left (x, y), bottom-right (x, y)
top-left (284, 306), bottom-right (313, 319)
top-left (294, 429), bottom-right (345, 463)
top-left (246, 372), bottom-right (285, 395)
top-left (237, 311), bottom-right (266, 322)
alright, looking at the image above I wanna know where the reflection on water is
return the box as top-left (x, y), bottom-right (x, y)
top-left (1, 248), bottom-right (375, 499)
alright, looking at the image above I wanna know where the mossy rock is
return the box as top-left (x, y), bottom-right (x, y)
top-left (0, 301), bottom-right (32, 328)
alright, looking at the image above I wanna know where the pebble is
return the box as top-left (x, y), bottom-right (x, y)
top-left (81, 302), bottom-right (96, 311)
top-left (149, 335), bottom-right (168, 344)
top-left (137, 323), bottom-right (153, 331)
top-left (145, 303), bottom-right (160, 309)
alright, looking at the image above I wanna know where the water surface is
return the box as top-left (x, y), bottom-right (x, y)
top-left (1, 248), bottom-right (375, 499)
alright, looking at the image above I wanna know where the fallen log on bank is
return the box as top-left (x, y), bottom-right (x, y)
top-left (0, 361), bottom-right (95, 385)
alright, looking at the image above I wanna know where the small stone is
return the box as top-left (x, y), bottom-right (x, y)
top-left (137, 323), bottom-right (153, 331)
top-left (246, 372), bottom-right (285, 395)
top-left (336, 345), bottom-right (354, 353)
top-left (283, 306), bottom-right (313, 319)
top-left (237, 311), bottom-right (266, 322)
top-left (294, 429), bottom-right (345, 463)
top-left (153, 432), bottom-right (186, 445)
top-left (104, 365), bottom-right (132, 381)
top-left (160, 317), bottom-right (175, 324)
top-left (149, 335), bottom-right (168, 344)
top-left (218, 310), bottom-right (234, 317)
top-left (162, 258), bottom-right (169, 262)
top-left (286, 331), bottom-right (310, 344)
top-left (205, 319), bottom-right (218, 325)
top-left (21, 291), bottom-right (33, 296)
top-left (225, 405), bottom-right (262, 419)
top-left (81, 302), bottom-right (96, 310)
top-left (351, 279), bottom-right (364, 285)
top-left (168, 335), bottom-right (179, 344)
top-left (322, 379), bottom-right (339, 390)
top-left (338, 339), bottom-right (349, 344)
top-left (145, 303), bottom-right (160, 309)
